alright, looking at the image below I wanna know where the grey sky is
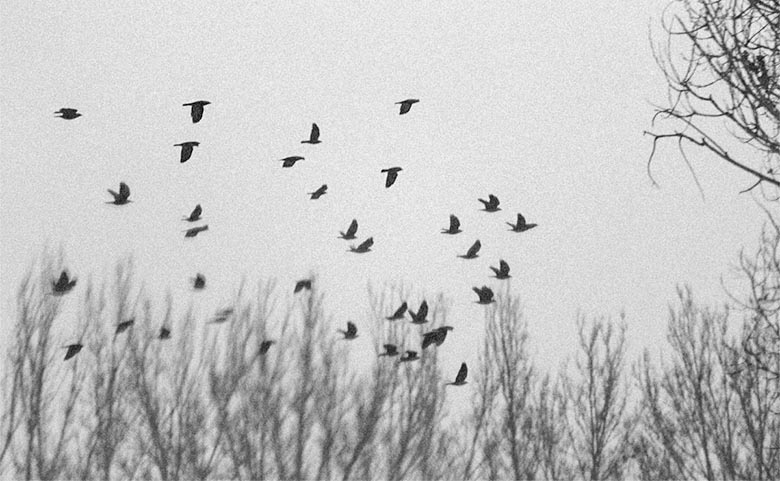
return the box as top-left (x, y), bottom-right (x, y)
top-left (0, 0), bottom-right (770, 372)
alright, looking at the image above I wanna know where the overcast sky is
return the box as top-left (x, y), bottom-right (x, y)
top-left (0, 0), bottom-right (771, 375)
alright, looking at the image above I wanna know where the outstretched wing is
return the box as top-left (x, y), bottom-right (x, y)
top-left (419, 300), bottom-right (428, 318)
top-left (450, 215), bottom-right (460, 231)
top-left (455, 363), bottom-right (468, 383)
top-left (347, 321), bottom-right (357, 336)
top-left (500, 260), bottom-right (509, 275)
top-left (383, 343), bottom-right (397, 355)
top-left (466, 240), bottom-right (481, 257)
top-left (358, 237), bottom-right (373, 251)
top-left (392, 302), bottom-right (407, 317)
top-left (191, 104), bottom-right (204, 123)
top-left (489, 194), bottom-right (499, 206)
top-left (346, 219), bottom-right (358, 237)
top-left (191, 204), bottom-right (202, 219)
top-left (310, 123), bottom-right (320, 142)
top-left (398, 102), bottom-right (412, 115)
top-left (119, 182), bottom-right (130, 199)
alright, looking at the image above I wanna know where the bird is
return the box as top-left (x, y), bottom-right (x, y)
top-left (183, 204), bottom-right (202, 222)
top-left (386, 302), bottom-right (408, 320)
top-left (478, 194), bottom-right (501, 212)
top-left (183, 101), bottom-right (210, 123)
top-left (441, 215), bottom-right (462, 235)
top-left (158, 327), bottom-right (171, 340)
top-left (409, 300), bottom-right (429, 324)
top-left (55, 108), bottom-right (81, 120)
top-left (422, 326), bottom-right (454, 349)
top-left (446, 362), bottom-right (468, 386)
top-left (339, 219), bottom-right (358, 240)
top-left (301, 123), bottom-right (321, 144)
top-left (115, 319), bottom-right (134, 335)
top-left (395, 99), bottom-right (419, 115)
top-left (192, 273), bottom-right (206, 289)
top-left (294, 279), bottom-right (312, 293)
top-left (349, 237), bottom-right (373, 253)
top-left (473, 286), bottom-right (495, 304)
top-left (63, 343), bottom-right (83, 361)
top-left (184, 225), bottom-right (209, 238)
top-left (308, 184), bottom-right (328, 199)
top-left (107, 182), bottom-right (131, 205)
top-left (399, 350), bottom-right (420, 362)
top-left (259, 340), bottom-right (275, 355)
top-left (490, 260), bottom-right (511, 279)
top-left (458, 240), bottom-right (481, 259)
top-left (280, 156), bottom-right (304, 168)
top-left (381, 167), bottom-right (403, 188)
top-left (507, 213), bottom-right (537, 232)
top-left (338, 321), bottom-right (358, 340)
top-left (175, 142), bottom-right (200, 163)
top-left (379, 344), bottom-right (399, 357)
top-left (52, 271), bottom-right (77, 295)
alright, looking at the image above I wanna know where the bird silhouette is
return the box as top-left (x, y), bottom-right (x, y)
top-left (399, 350), bottom-right (420, 362)
top-left (458, 240), bottom-right (481, 259)
top-left (473, 286), bottom-right (495, 304)
top-left (107, 182), bottom-right (131, 205)
top-left (63, 343), bottom-right (83, 361)
top-left (294, 279), bottom-right (312, 293)
top-left (386, 302), bottom-right (408, 320)
top-left (52, 271), bottom-right (77, 295)
top-left (349, 237), bottom-right (373, 253)
top-left (301, 123), bottom-right (321, 144)
top-left (339, 219), bottom-right (358, 240)
top-left (507, 213), bottom-right (537, 232)
top-left (184, 225), bottom-right (209, 238)
top-left (308, 184), bottom-right (328, 199)
top-left (379, 344), bottom-right (399, 356)
top-left (259, 340), bottom-right (275, 355)
top-left (158, 327), bottom-right (171, 340)
top-left (446, 362), bottom-right (468, 386)
top-left (396, 99), bottom-right (419, 115)
top-left (490, 260), bottom-right (511, 279)
top-left (280, 156), bottom-right (304, 167)
top-left (422, 326), bottom-right (454, 349)
top-left (409, 300), bottom-right (429, 324)
top-left (478, 194), bottom-right (501, 212)
top-left (442, 215), bottom-right (462, 234)
top-left (192, 273), bottom-right (206, 289)
top-left (183, 204), bottom-right (202, 222)
top-left (175, 142), bottom-right (200, 163)
top-left (55, 108), bottom-right (81, 120)
top-left (338, 321), bottom-right (358, 340)
top-left (381, 167), bottom-right (402, 188)
top-left (183, 101), bottom-right (210, 123)
top-left (115, 319), bottom-right (134, 335)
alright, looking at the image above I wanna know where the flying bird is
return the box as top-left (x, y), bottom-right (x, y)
top-left (338, 321), bottom-right (358, 340)
top-left (183, 204), bottom-right (202, 222)
top-left (259, 340), bottom-right (275, 355)
top-left (349, 237), bottom-right (373, 253)
top-left (192, 273), bottom-right (206, 290)
top-left (183, 100), bottom-right (211, 123)
top-left (52, 271), bottom-right (77, 295)
top-left (175, 142), bottom-right (200, 163)
top-left (473, 286), bottom-right (495, 304)
top-left (478, 194), bottom-right (501, 212)
top-left (184, 225), bottom-right (209, 238)
top-left (422, 326), bottom-right (454, 349)
top-left (55, 108), bottom-right (81, 120)
top-left (379, 344), bottom-right (399, 357)
top-left (158, 327), bottom-right (171, 340)
top-left (396, 98), bottom-right (419, 115)
top-left (490, 260), bottom-right (511, 279)
top-left (115, 319), bottom-right (134, 335)
top-left (294, 279), bottom-right (312, 293)
top-left (63, 343), bottom-right (83, 361)
top-left (446, 362), bottom-right (468, 386)
top-left (386, 302), bottom-right (408, 320)
top-left (381, 167), bottom-right (402, 188)
top-left (507, 213), bottom-right (537, 232)
top-left (339, 219), bottom-right (358, 240)
top-left (301, 123), bottom-right (321, 144)
top-left (399, 350), bottom-right (420, 362)
top-left (308, 184), bottom-right (328, 199)
top-left (458, 240), bottom-right (481, 259)
top-left (107, 182), bottom-right (131, 205)
top-left (280, 156), bottom-right (304, 167)
top-left (409, 300), bottom-right (429, 324)
top-left (441, 215), bottom-right (462, 235)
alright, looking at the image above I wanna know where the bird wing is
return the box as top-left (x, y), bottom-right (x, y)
top-left (517, 213), bottom-right (527, 227)
top-left (422, 332), bottom-right (436, 349)
top-left (419, 300), bottom-right (428, 318)
top-left (386, 171), bottom-right (397, 187)
top-left (455, 363), bottom-right (468, 383)
top-left (392, 302), bottom-right (407, 317)
top-left (119, 182), bottom-right (130, 199)
top-left (310, 123), bottom-right (320, 142)
top-left (467, 240), bottom-right (481, 257)
top-left (358, 237), bottom-right (373, 250)
top-left (451, 215), bottom-right (460, 230)
top-left (191, 204), bottom-right (202, 219)
top-left (346, 219), bottom-right (358, 236)
top-left (347, 322), bottom-right (357, 336)
top-left (58, 271), bottom-right (69, 285)
top-left (399, 102), bottom-right (411, 114)
top-left (500, 260), bottom-right (509, 274)
top-left (489, 194), bottom-right (499, 206)
top-left (181, 145), bottom-right (192, 162)
top-left (472, 286), bottom-right (484, 300)
top-left (192, 104), bottom-right (204, 123)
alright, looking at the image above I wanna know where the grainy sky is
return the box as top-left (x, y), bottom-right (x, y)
top-left (0, 0), bottom-right (770, 374)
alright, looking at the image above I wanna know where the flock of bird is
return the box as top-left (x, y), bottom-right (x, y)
top-left (50, 98), bottom-right (537, 387)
